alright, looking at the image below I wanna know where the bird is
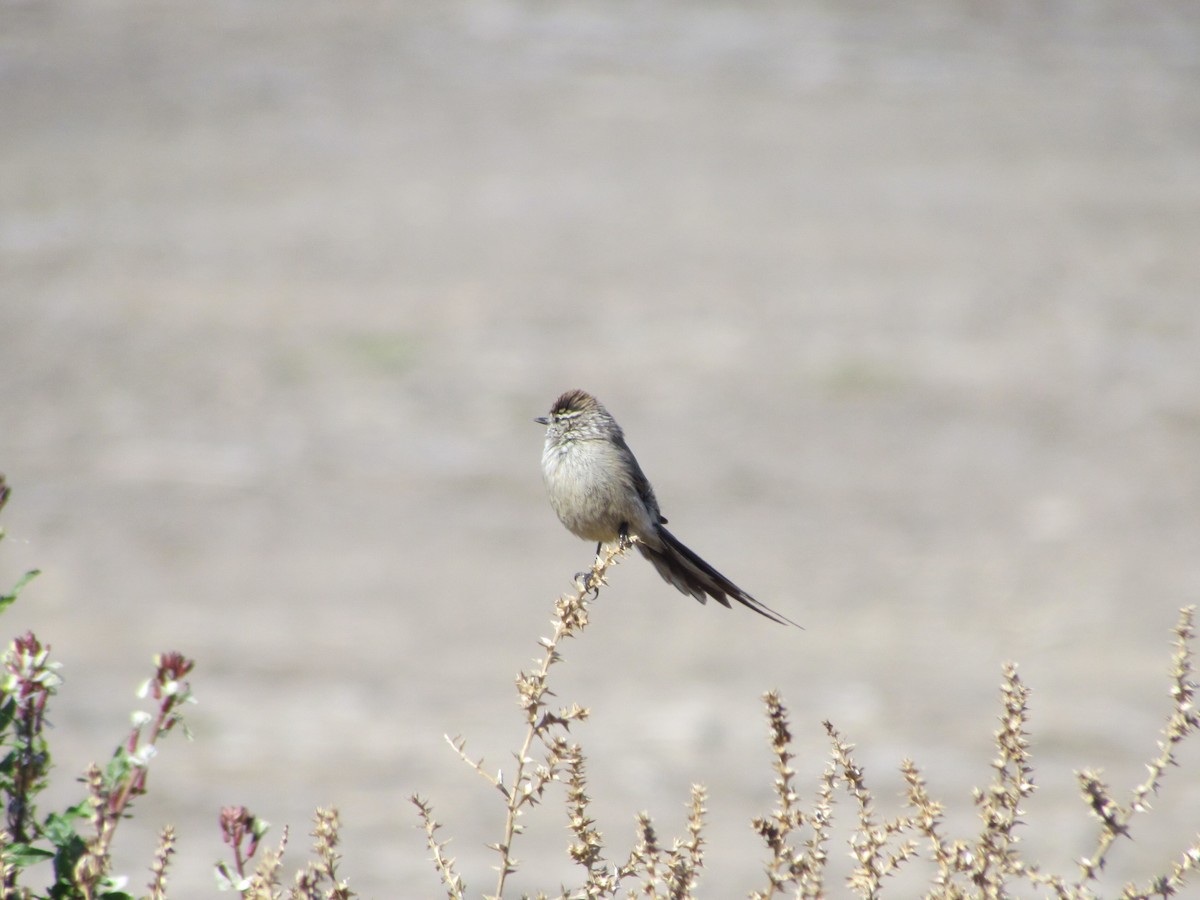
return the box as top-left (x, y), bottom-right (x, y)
top-left (536, 389), bottom-right (797, 626)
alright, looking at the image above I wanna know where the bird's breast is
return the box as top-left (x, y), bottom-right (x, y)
top-left (541, 438), bottom-right (650, 542)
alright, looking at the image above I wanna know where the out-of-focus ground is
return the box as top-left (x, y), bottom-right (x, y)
top-left (3, 1), bottom-right (1200, 895)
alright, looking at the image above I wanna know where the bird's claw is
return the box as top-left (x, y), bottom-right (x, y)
top-left (574, 569), bottom-right (601, 596)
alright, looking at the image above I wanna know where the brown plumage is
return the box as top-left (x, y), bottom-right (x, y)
top-left (537, 389), bottom-right (798, 626)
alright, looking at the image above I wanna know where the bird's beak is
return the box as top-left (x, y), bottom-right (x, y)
top-left (534, 416), bottom-right (549, 425)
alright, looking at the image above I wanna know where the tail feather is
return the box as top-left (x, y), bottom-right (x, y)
top-left (637, 528), bottom-right (799, 627)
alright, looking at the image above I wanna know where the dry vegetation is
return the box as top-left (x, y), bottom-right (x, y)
top-left (0, 479), bottom-right (1197, 899)
top-left (409, 542), bottom-right (1200, 900)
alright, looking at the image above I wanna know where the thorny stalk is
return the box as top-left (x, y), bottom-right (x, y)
top-left (417, 540), bottom-right (632, 900)
top-left (486, 542), bottom-right (627, 898)
top-left (970, 662), bottom-right (1036, 892)
top-left (1076, 606), bottom-right (1200, 889)
top-left (406, 538), bottom-right (1200, 900)
top-left (751, 691), bottom-right (808, 900)
top-left (146, 825), bottom-right (176, 900)
top-left (411, 796), bottom-right (465, 900)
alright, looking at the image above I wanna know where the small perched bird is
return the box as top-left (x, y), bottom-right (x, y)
top-left (536, 389), bottom-right (797, 626)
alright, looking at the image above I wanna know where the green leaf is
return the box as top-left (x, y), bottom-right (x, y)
top-left (44, 805), bottom-right (89, 847)
top-left (0, 569), bottom-right (41, 613)
top-left (62, 799), bottom-right (92, 818)
top-left (49, 880), bottom-right (83, 900)
top-left (106, 747), bottom-right (134, 779)
top-left (0, 697), bottom-right (17, 732)
top-left (3, 842), bottom-right (55, 868)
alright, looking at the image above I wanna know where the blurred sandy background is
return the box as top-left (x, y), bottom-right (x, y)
top-left (3, 1), bottom-right (1200, 895)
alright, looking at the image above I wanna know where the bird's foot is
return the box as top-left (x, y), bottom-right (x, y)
top-left (574, 569), bottom-right (602, 597)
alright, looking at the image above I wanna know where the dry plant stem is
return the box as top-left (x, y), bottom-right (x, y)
top-left (667, 784), bottom-right (706, 899)
top-left (76, 764), bottom-right (114, 896)
top-left (603, 795), bottom-right (704, 900)
top-left (824, 721), bottom-right (919, 898)
top-left (433, 541), bottom-right (629, 900)
top-left (411, 795), bottom-right (465, 900)
top-left (903, 759), bottom-right (1020, 899)
top-left (487, 543), bottom-right (625, 899)
top-left (803, 752), bottom-right (838, 900)
top-left (1120, 840), bottom-right (1200, 899)
top-left (300, 808), bottom-right (354, 900)
top-left (971, 662), bottom-right (1036, 893)
top-left (627, 814), bottom-right (661, 897)
top-left (901, 762), bottom-right (946, 874)
top-left (752, 691), bottom-right (808, 900)
top-left (248, 826), bottom-right (290, 899)
top-left (147, 825), bottom-right (175, 900)
top-left (405, 544), bottom-right (1199, 900)
top-left (1077, 606), bottom-right (1200, 888)
top-left (563, 743), bottom-right (615, 894)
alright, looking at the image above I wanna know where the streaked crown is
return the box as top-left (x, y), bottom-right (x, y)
top-left (549, 389), bottom-right (601, 418)
top-left (539, 389), bottom-right (619, 441)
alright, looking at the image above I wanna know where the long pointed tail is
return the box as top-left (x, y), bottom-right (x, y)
top-left (637, 528), bottom-right (799, 627)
